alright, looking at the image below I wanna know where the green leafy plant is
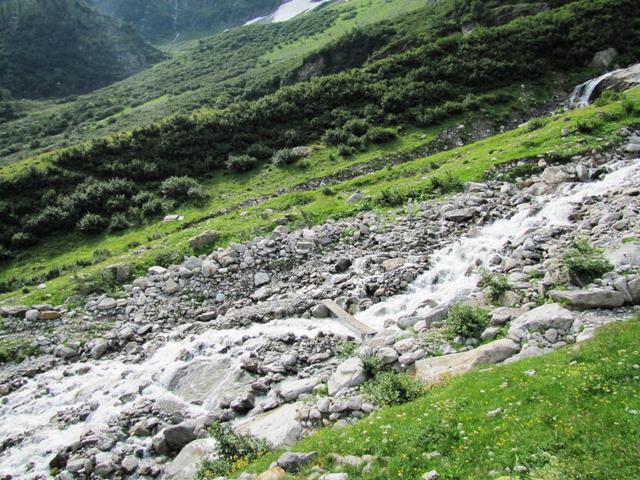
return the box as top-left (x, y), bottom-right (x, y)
top-left (478, 268), bottom-right (512, 303)
top-left (360, 353), bottom-right (384, 377)
top-left (336, 339), bottom-right (358, 359)
top-left (561, 239), bottom-right (613, 285)
top-left (197, 423), bottom-right (270, 478)
top-left (0, 338), bottom-right (40, 364)
top-left (444, 304), bottom-right (490, 338)
top-left (527, 117), bottom-right (548, 131)
top-left (363, 371), bottom-right (425, 406)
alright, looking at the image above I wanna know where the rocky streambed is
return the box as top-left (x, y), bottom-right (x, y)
top-left (1, 128), bottom-right (640, 480)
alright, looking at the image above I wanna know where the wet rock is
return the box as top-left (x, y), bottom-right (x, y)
top-left (121, 455), bottom-right (139, 474)
top-left (163, 423), bottom-right (199, 451)
top-left (279, 378), bottom-right (320, 402)
top-left (335, 258), bottom-right (352, 273)
top-left (54, 345), bottom-right (78, 360)
top-left (549, 289), bottom-right (625, 309)
top-left (311, 304), bottom-right (331, 318)
top-left (443, 208), bottom-right (475, 222)
top-left (90, 340), bottom-right (109, 359)
top-left (542, 166), bottom-right (571, 185)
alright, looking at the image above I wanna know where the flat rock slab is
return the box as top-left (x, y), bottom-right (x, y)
top-left (163, 438), bottom-right (216, 480)
top-left (509, 303), bottom-right (574, 334)
top-left (414, 338), bottom-right (520, 384)
top-left (234, 402), bottom-right (303, 448)
top-left (550, 289), bottom-right (625, 309)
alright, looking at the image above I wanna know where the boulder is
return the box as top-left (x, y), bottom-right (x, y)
top-left (102, 263), bottom-right (132, 282)
top-left (163, 280), bottom-right (180, 294)
top-left (549, 289), bottom-right (625, 309)
top-left (443, 208), bottom-right (474, 222)
top-left (97, 297), bottom-right (117, 311)
top-left (596, 62), bottom-right (640, 97)
top-left (541, 166), bottom-right (571, 185)
top-left (276, 451), bottom-right (317, 473)
top-left (254, 272), bottom-right (271, 287)
top-left (606, 243), bottom-right (640, 268)
top-left (189, 230), bottom-right (219, 251)
top-left (163, 423), bottom-right (200, 451)
top-left (346, 192), bottom-right (365, 204)
top-left (414, 338), bottom-right (520, 384)
top-left (38, 310), bottom-right (62, 321)
top-left (279, 377), bottom-right (320, 402)
top-left (628, 276), bottom-right (640, 304)
top-left (328, 358), bottom-right (367, 395)
top-left (591, 47), bottom-right (617, 68)
top-left (335, 258), bottom-right (352, 273)
top-left (508, 303), bottom-right (574, 334)
top-left (234, 402), bottom-right (303, 448)
top-left (201, 260), bottom-right (219, 277)
top-left (257, 467), bottom-right (286, 480)
top-left (163, 439), bottom-right (217, 480)
top-left (382, 258), bottom-right (405, 272)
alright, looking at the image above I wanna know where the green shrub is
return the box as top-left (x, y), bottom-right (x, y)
top-left (108, 213), bottom-right (132, 232)
top-left (430, 172), bottom-right (463, 194)
top-left (272, 148), bottom-right (302, 166)
top-left (365, 127), bottom-right (397, 144)
top-left (160, 176), bottom-right (205, 201)
top-left (344, 118), bottom-right (371, 137)
top-left (322, 128), bottom-right (351, 146)
top-left (247, 143), bottom-right (274, 160)
top-left (622, 96), bottom-right (637, 115)
top-left (77, 213), bottom-right (108, 235)
top-left (561, 239), bottom-right (613, 285)
top-left (336, 339), bottom-right (358, 360)
top-left (593, 90), bottom-right (622, 107)
top-left (72, 270), bottom-right (120, 296)
top-left (444, 304), bottom-right (490, 338)
top-left (338, 144), bottom-right (355, 157)
top-left (376, 188), bottom-right (406, 207)
top-left (321, 186), bottom-right (336, 196)
top-left (575, 118), bottom-right (601, 134)
top-left (10, 232), bottom-right (37, 248)
top-left (478, 268), bottom-right (512, 303)
top-left (226, 154), bottom-right (259, 173)
top-left (527, 117), bottom-right (548, 131)
top-left (360, 353), bottom-right (384, 378)
top-left (197, 423), bottom-right (270, 478)
top-left (363, 371), bottom-right (425, 406)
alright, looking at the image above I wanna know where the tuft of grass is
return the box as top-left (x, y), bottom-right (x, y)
top-left (239, 317), bottom-right (640, 479)
top-left (0, 338), bottom-right (40, 364)
top-left (561, 239), bottom-right (613, 286)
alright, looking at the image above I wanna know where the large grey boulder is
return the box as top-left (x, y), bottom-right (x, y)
top-left (163, 438), bottom-right (217, 480)
top-left (596, 62), bottom-right (640, 97)
top-left (276, 451), bottom-right (317, 473)
top-left (509, 303), bottom-right (574, 334)
top-left (97, 297), bottom-right (117, 311)
top-left (549, 289), bottom-right (625, 309)
top-left (279, 377), bottom-right (320, 402)
top-left (234, 402), bottom-right (303, 448)
top-left (443, 208), bottom-right (474, 222)
top-left (606, 243), bottom-right (640, 268)
top-left (541, 166), bottom-right (571, 185)
top-left (628, 276), bottom-right (640, 304)
top-left (163, 423), bottom-right (200, 451)
top-left (254, 272), bottom-right (271, 287)
top-left (189, 230), bottom-right (219, 251)
top-left (414, 338), bottom-right (520, 384)
top-left (328, 358), bottom-right (367, 396)
top-left (591, 47), bottom-right (617, 68)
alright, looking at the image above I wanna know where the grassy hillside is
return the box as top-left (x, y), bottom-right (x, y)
top-left (228, 316), bottom-right (640, 479)
top-left (89, 0), bottom-right (282, 43)
top-left (1, 0), bottom-right (638, 259)
top-left (1, 84), bottom-right (638, 307)
top-left (0, 0), bottom-right (164, 98)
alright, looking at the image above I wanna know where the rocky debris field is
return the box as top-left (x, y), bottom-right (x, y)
top-left (0, 128), bottom-right (640, 479)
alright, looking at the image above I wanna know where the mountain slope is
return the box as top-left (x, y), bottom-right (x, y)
top-left (88, 0), bottom-right (283, 43)
top-left (0, 0), bottom-right (165, 98)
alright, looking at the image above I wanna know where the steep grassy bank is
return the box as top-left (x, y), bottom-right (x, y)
top-left (229, 316), bottom-right (640, 479)
top-left (1, 86), bottom-right (638, 307)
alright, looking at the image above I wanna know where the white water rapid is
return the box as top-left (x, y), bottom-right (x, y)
top-left (569, 68), bottom-right (623, 107)
top-left (1, 159), bottom-right (639, 478)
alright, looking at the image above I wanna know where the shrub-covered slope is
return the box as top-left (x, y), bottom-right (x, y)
top-left (0, 0), bottom-right (164, 99)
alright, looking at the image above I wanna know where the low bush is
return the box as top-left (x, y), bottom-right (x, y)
top-left (360, 353), bottom-right (384, 378)
top-left (226, 154), bottom-right (259, 173)
top-left (322, 128), bottom-right (351, 146)
top-left (575, 118), bottom-right (601, 134)
top-left (77, 213), bottom-right (108, 235)
top-left (197, 423), bottom-right (270, 478)
top-left (430, 172), bottom-right (463, 194)
top-left (444, 304), bottom-right (490, 338)
top-left (272, 148), bottom-right (302, 166)
top-left (622, 96), bottom-right (637, 115)
top-left (363, 371), bottom-right (425, 406)
top-left (527, 117), bottom-right (548, 131)
top-left (72, 270), bottom-right (120, 296)
top-left (335, 339), bottom-right (358, 360)
top-left (365, 127), bottom-right (397, 144)
top-left (108, 213), bottom-right (132, 232)
top-left (478, 268), bottom-right (512, 303)
top-left (561, 239), bottom-right (613, 285)
top-left (376, 188), bottom-right (406, 207)
top-left (160, 176), bottom-right (205, 201)
top-left (344, 118), bottom-right (371, 137)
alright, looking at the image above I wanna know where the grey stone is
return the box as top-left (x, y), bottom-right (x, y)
top-left (549, 289), bottom-right (625, 309)
top-left (235, 402), bottom-right (303, 447)
top-left (254, 272), bottom-right (271, 287)
top-left (189, 230), bottom-right (219, 251)
top-left (163, 423), bottom-right (199, 451)
top-left (443, 208), bottom-right (474, 222)
top-left (328, 358), bottom-right (367, 395)
top-left (164, 439), bottom-right (217, 480)
top-left (509, 303), bottom-right (574, 334)
top-left (279, 378), bottom-right (320, 402)
top-left (277, 451), bottom-right (317, 473)
top-left (97, 297), bottom-right (117, 311)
